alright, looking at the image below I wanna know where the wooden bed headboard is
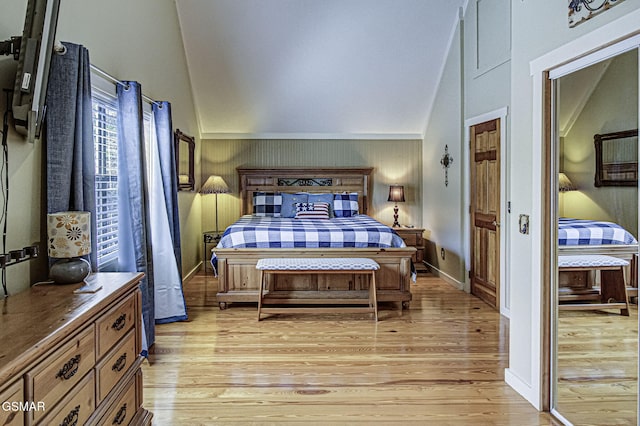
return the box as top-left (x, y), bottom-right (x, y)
top-left (237, 167), bottom-right (373, 216)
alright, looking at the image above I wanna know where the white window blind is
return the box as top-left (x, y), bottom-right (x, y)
top-left (92, 91), bottom-right (119, 267)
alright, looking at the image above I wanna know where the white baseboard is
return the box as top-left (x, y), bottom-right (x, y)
top-left (424, 262), bottom-right (466, 291)
top-left (505, 368), bottom-right (541, 411)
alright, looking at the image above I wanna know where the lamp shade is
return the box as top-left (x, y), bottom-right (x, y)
top-left (558, 173), bottom-right (577, 192)
top-left (387, 185), bottom-right (405, 202)
top-left (47, 211), bottom-right (91, 258)
top-left (200, 175), bottom-right (231, 194)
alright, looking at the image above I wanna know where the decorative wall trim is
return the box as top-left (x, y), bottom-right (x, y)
top-left (474, 0), bottom-right (512, 77)
top-left (200, 132), bottom-right (423, 140)
top-left (569, 0), bottom-right (626, 28)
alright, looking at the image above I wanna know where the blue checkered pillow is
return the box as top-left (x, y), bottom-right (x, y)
top-left (333, 193), bottom-right (359, 217)
top-left (253, 192), bottom-right (282, 217)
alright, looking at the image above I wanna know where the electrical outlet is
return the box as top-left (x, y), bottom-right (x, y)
top-left (440, 248), bottom-right (446, 260)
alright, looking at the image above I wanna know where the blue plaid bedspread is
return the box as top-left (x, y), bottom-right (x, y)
top-left (215, 215), bottom-right (407, 249)
top-left (558, 218), bottom-right (638, 245)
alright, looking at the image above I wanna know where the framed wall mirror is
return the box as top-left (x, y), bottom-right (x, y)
top-left (594, 129), bottom-right (638, 187)
top-left (174, 128), bottom-right (195, 191)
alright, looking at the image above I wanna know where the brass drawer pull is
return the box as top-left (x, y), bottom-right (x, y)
top-left (111, 353), bottom-right (127, 372)
top-left (111, 314), bottom-right (127, 331)
top-left (59, 404), bottom-right (80, 426)
top-left (56, 355), bottom-right (81, 380)
top-left (112, 403), bottom-right (127, 425)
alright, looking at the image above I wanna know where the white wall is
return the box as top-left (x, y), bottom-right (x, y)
top-left (510, 0), bottom-right (640, 409)
top-left (423, 21), bottom-right (465, 284)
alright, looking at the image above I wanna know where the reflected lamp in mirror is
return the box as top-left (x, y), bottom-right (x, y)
top-left (201, 175), bottom-right (231, 237)
top-left (174, 129), bottom-right (195, 191)
top-left (558, 173), bottom-right (577, 192)
top-left (47, 211), bottom-right (92, 284)
top-left (387, 185), bottom-right (405, 227)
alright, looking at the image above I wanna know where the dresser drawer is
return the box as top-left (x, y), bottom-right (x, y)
top-left (27, 325), bottom-right (95, 423)
top-left (96, 293), bottom-right (136, 358)
top-left (36, 370), bottom-right (95, 426)
top-left (97, 329), bottom-right (137, 403)
top-left (0, 380), bottom-right (24, 426)
top-left (99, 373), bottom-right (137, 426)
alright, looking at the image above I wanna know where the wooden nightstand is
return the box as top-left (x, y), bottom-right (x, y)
top-left (393, 227), bottom-right (428, 272)
top-left (203, 231), bottom-right (221, 274)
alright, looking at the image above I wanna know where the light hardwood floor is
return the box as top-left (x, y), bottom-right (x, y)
top-left (142, 272), bottom-right (558, 425)
top-left (556, 306), bottom-right (638, 425)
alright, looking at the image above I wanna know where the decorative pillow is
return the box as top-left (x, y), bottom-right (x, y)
top-left (308, 193), bottom-right (334, 217)
top-left (333, 193), bottom-right (359, 217)
top-left (294, 202), bottom-right (330, 219)
top-left (281, 193), bottom-right (308, 218)
top-left (253, 192), bottom-right (282, 217)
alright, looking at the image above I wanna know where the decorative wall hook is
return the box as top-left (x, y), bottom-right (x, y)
top-left (440, 144), bottom-right (453, 187)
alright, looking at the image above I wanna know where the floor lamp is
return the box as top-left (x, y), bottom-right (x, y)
top-left (200, 175), bottom-right (230, 237)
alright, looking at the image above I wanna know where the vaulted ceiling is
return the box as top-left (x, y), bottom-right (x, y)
top-left (175, 0), bottom-right (467, 139)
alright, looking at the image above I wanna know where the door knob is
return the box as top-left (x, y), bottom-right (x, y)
top-left (492, 220), bottom-right (501, 227)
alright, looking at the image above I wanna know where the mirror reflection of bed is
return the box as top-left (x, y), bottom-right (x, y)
top-left (557, 216), bottom-right (638, 303)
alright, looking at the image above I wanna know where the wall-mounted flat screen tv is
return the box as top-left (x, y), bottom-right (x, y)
top-left (11, 0), bottom-right (60, 141)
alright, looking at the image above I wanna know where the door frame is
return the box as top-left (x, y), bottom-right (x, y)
top-left (464, 107), bottom-right (510, 317)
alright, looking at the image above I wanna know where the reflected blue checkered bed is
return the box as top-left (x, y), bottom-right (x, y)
top-left (558, 218), bottom-right (638, 246)
top-left (216, 215), bottom-right (407, 249)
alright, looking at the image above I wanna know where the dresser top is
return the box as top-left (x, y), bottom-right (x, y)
top-left (0, 272), bottom-right (143, 385)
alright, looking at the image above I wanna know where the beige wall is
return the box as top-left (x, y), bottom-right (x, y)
top-left (561, 50), bottom-right (638, 235)
top-left (0, 0), bottom-right (200, 294)
top-left (201, 138), bottom-right (422, 260)
top-left (0, 3), bottom-right (48, 293)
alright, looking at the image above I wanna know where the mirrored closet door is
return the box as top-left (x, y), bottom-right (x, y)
top-left (550, 46), bottom-right (639, 425)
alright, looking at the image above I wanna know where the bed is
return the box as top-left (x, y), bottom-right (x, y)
top-left (558, 217), bottom-right (638, 299)
top-left (213, 167), bottom-right (416, 310)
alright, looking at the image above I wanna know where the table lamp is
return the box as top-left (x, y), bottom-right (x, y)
top-left (387, 185), bottom-right (405, 227)
top-left (47, 211), bottom-right (92, 284)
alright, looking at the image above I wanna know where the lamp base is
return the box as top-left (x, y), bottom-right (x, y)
top-left (392, 204), bottom-right (400, 227)
top-left (50, 258), bottom-right (91, 284)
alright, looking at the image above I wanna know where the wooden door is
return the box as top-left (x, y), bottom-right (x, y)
top-left (470, 119), bottom-right (501, 309)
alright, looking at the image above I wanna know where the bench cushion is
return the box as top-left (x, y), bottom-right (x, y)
top-left (256, 258), bottom-right (379, 271)
top-left (558, 254), bottom-right (629, 268)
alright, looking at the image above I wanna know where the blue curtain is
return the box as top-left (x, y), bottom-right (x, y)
top-left (116, 81), bottom-right (155, 348)
top-left (150, 102), bottom-right (187, 323)
top-left (153, 103), bottom-right (183, 276)
top-left (45, 42), bottom-right (97, 270)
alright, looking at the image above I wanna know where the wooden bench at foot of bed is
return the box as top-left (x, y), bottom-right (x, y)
top-left (257, 258), bottom-right (380, 321)
top-left (214, 248), bottom-right (415, 310)
top-left (558, 254), bottom-right (630, 316)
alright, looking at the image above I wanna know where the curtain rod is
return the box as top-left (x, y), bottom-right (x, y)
top-left (90, 64), bottom-right (161, 106)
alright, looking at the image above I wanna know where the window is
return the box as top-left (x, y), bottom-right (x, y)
top-left (92, 91), bottom-right (119, 268)
top-left (91, 83), bottom-right (153, 270)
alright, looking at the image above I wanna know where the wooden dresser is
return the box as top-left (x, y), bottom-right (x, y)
top-left (394, 227), bottom-right (427, 272)
top-left (0, 273), bottom-right (152, 426)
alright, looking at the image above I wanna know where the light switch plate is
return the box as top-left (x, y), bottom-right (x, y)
top-left (519, 214), bottom-right (529, 234)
